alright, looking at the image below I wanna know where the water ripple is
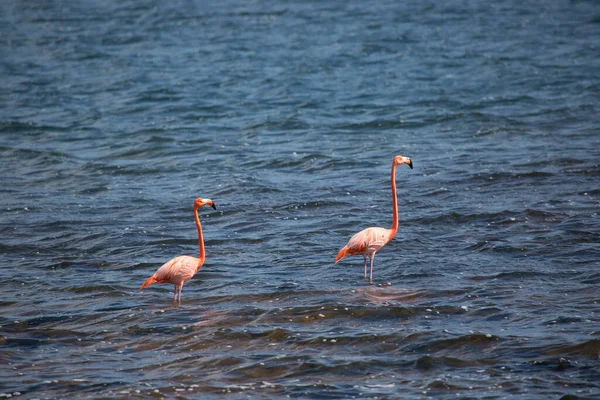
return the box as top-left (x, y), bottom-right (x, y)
top-left (1, 0), bottom-right (599, 398)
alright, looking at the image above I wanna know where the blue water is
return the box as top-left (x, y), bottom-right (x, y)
top-left (1, 0), bottom-right (599, 398)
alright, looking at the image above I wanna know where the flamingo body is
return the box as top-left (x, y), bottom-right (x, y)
top-left (335, 227), bottom-right (394, 263)
top-left (139, 197), bottom-right (215, 302)
top-left (335, 155), bottom-right (412, 283)
top-left (139, 255), bottom-right (200, 290)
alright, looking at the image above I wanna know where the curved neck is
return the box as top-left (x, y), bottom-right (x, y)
top-left (194, 206), bottom-right (205, 266)
top-left (390, 162), bottom-right (399, 234)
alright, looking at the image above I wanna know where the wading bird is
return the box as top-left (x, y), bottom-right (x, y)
top-left (335, 155), bottom-right (413, 284)
top-left (139, 197), bottom-right (216, 302)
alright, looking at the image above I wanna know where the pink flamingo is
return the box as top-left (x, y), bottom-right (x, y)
top-left (335, 155), bottom-right (413, 283)
top-left (139, 197), bottom-right (216, 302)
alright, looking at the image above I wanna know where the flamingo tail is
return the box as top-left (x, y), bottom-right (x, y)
top-left (139, 275), bottom-right (158, 290)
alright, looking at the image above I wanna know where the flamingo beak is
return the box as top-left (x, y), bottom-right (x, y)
top-left (210, 202), bottom-right (217, 210)
top-left (407, 159), bottom-right (413, 169)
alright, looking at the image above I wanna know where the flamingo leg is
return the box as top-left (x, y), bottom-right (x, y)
top-left (177, 283), bottom-right (183, 302)
top-left (369, 252), bottom-right (376, 284)
top-left (363, 255), bottom-right (368, 278)
top-left (173, 285), bottom-right (179, 302)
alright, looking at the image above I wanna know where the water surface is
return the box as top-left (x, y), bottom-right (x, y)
top-left (1, 0), bottom-right (599, 398)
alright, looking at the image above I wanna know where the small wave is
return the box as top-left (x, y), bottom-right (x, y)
top-left (411, 333), bottom-right (500, 354)
top-left (524, 208), bottom-right (566, 220)
top-left (425, 378), bottom-right (467, 389)
top-left (418, 210), bottom-right (521, 225)
top-left (0, 120), bottom-right (63, 132)
top-left (2, 337), bottom-right (46, 348)
top-left (516, 157), bottom-right (585, 169)
top-left (529, 357), bottom-right (574, 372)
top-left (544, 338), bottom-right (600, 357)
top-left (568, 164), bottom-right (600, 176)
top-left (70, 285), bottom-right (126, 295)
top-left (1, 146), bottom-right (74, 164)
top-left (232, 9), bottom-right (288, 18)
top-left (471, 171), bottom-right (555, 187)
top-left (333, 118), bottom-right (405, 131)
top-left (581, 273), bottom-right (600, 285)
top-left (274, 200), bottom-right (347, 211)
top-left (544, 316), bottom-right (586, 325)
top-left (463, 241), bottom-right (527, 253)
top-left (244, 116), bottom-right (311, 131)
top-left (416, 355), bottom-right (494, 371)
top-left (467, 306), bottom-right (504, 316)
top-left (468, 270), bottom-right (542, 281)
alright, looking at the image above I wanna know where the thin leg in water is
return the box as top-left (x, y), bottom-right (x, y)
top-left (363, 255), bottom-right (368, 279)
top-left (369, 252), bottom-right (376, 284)
top-left (177, 283), bottom-right (183, 302)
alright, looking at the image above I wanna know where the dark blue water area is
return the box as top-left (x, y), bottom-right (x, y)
top-left (1, 0), bottom-right (599, 398)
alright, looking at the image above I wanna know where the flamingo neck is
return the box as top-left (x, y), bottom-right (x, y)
top-left (390, 162), bottom-right (399, 236)
top-left (194, 207), bottom-right (205, 267)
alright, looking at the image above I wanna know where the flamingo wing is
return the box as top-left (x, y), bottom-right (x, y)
top-left (140, 256), bottom-right (200, 289)
top-left (155, 256), bottom-right (200, 283)
top-left (335, 227), bottom-right (392, 263)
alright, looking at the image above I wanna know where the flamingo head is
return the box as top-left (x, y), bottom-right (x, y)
top-left (194, 197), bottom-right (217, 210)
top-left (393, 155), bottom-right (413, 169)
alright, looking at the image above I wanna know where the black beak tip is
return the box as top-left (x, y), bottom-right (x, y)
top-left (408, 160), bottom-right (413, 169)
top-left (211, 203), bottom-right (217, 210)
